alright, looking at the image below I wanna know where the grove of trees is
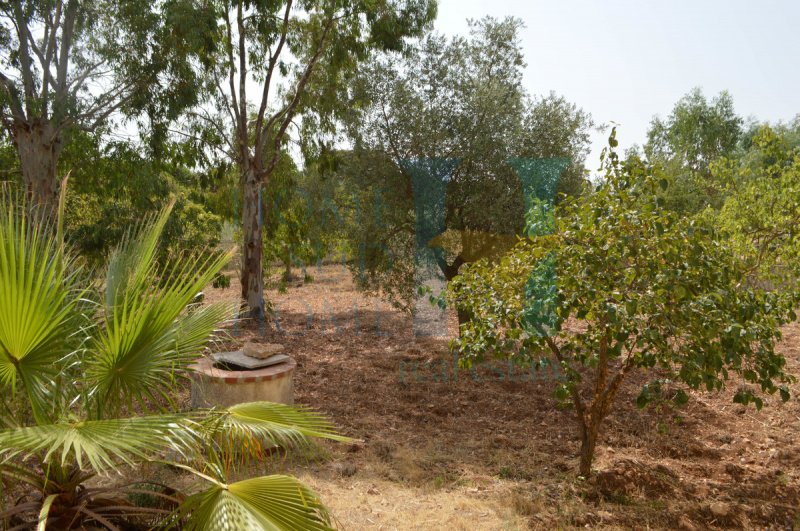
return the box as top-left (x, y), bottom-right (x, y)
top-left (1, 1), bottom-right (799, 527)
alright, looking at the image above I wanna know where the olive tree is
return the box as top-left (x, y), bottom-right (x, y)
top-left (337, 17), bottom-right (595, 312)
top-left (449, 130), bottom-right (795, 477)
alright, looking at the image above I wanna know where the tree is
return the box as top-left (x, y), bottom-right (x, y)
top-left (709, 123), bottom-right (800, 290)
top-left (191, 0), bottom-right (436, 319)
top-left (262, 153), bottom-right (334, 283)
top-left (449, 130), bottom-right (795, 476)
top-left (0, 190), bottom-right (348, 529)
top-left (338, 17), bottom-right (595, 313)
top-left (327, 148), bottom-right (418, 312)
top-left (0, 129), bottom-right (224, 269)
top-left (645, 88), bottom-right (743, 213)
top-left (0, 0), bottom-right (215, 213)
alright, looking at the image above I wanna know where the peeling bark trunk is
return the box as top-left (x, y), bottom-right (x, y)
top-left (578, 416), bottom-right (601, 477)
top-left (240, 165), bottom-right (265, 319)
top-left (13, 119), bottom-right (62, 215)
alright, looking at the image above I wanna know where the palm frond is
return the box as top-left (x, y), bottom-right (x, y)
top-left (200, 402), bottom-right (351, 464)
top-left (0, 189), bottom-right (86, 423)
top-left (104, 199), bottom-right (174, 313)
top-left (85, 199), bottom-right (234, 414)
top-left (177, 475), bottom-right (333, 531)
top-left (0, 414), bottom-right (198, 473)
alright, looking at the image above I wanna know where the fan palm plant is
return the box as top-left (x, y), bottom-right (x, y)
top-left (0, 187), bottom-right (347, 530)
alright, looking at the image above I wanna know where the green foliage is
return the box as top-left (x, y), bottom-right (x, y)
top-left (321, 149), bottom-right (417, 312)
top-left (0, 191), bottom-right (347, 530)
top-left (337, 17), bottom-right (596, 309)
top-left (262, 154), bottom-right (337, 283)
top-left (449, 129), bottom-right (795, 475)
top-left (0, 0), bottom-right (215, 147)
top-left (644, 88), bottom-right (744, 214)
top-left (707, 124), bottom-right (800, 290)
top-left (212, 272), bottom-right (231, 289)
top-left (50, 133), bottom-right (223, 270)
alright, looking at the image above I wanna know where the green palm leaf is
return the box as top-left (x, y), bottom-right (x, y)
top-left (0, 189), bottom-right (86, 422)
top-left (0, 414), bottom-right (198, 473)
top-left (178, 475), bottom-right (334, 531)
top-left (85, 199), bottom-right (234, 414)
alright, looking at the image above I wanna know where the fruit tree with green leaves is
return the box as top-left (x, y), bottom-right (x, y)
top-left (449, 129), bottom-right (795, 477)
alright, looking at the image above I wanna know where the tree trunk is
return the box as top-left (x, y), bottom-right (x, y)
top-left (13, 119), bottom-right (61, 215)
top-left (282, 250), bottom-right (293, 282)
top-left (439, 254), bottom-right (468, 332)
top-left (456, 307), bottom-right (472, 327)
top-left (240, 166), bottom-right (265, 319)
top-left (578, 417), bottom-right (600, 477)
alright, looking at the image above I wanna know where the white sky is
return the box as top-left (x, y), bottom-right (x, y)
top-left (434, 0), bottom-right (800, 173)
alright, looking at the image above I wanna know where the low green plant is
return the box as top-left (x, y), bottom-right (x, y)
top-left (0, 189), bottom-right (347, 530)
top-left (212, 272), bottom-right (231, 289)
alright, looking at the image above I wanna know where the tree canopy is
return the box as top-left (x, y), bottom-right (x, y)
top-left (0, 0), bottom-right (215, 208)
top-left (334, 17), bottom-right (596, 312)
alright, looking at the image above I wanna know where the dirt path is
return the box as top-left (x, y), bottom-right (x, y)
top-left (206, 265), bottom-right (800, 530)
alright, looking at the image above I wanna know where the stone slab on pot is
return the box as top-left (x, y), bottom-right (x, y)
top-left (212, 350), bottom-right (289, 370)
top-left (242, 342), bottom-right (284, 359)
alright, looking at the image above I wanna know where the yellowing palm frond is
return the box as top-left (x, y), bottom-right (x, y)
top-left (177, 475), bottom-right (334, 531)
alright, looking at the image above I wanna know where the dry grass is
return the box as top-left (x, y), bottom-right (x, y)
top-left (200, 264), bottom-right (800, 530)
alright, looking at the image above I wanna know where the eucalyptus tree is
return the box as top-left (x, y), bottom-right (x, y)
top-left (0, 0), bottom-right (215, 212)
top-left (190, 0), bottom-right (436, 319)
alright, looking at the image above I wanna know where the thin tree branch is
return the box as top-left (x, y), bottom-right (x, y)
top-left (0, 71), bottom-right (25, 119)
top-left (261, 10), bottom-right (335, 179)
top-left (11, 1), bottom-right (37, 114)
top-left (254, 0), bottom-right (292, 159)
top-left (53, 0), bottom-right (78, 123)
top-left (223, 7), bottom-right (241, 128)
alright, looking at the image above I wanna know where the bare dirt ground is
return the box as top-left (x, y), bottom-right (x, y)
top-left (204, 264), bottom-right (800, 530)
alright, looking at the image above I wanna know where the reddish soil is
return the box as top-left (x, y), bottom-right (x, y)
top-left (205, 265), bottom-right (800, 530)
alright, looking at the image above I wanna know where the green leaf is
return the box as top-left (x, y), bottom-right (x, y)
top-left (779, 385), bottom-right (790, 402)
top-left (178, 475), bottom-right (334, 531)
top-left (86, 201), bottom-right (234, 413)
top-left (0, 415), bottom-right (197, 473)
top-left (636, 390), bottom-right (650, 409)
top-left (0, 190), bottom-right (87, 423)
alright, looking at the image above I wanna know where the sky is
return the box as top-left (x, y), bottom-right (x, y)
top-left (433, 0), bottom-right (800, 172)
